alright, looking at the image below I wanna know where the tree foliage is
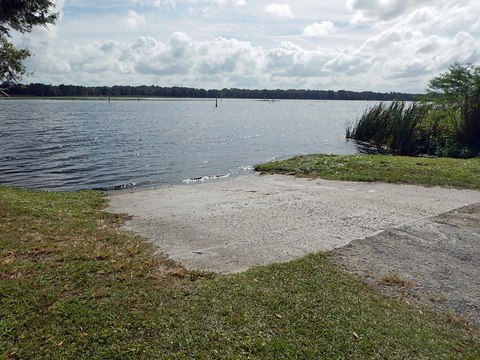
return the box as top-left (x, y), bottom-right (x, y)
top-left (0, 0), bottom-right (57, 85)
top-left (2, 82), bottom-right (418, 101)
top-left (427, 63), bottom-right (480, 145)
top-left (0, 37), bottom-right (30, 84)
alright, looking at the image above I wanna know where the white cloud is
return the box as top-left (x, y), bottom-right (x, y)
top-left (322, 50), bottom-right (371, 76)
top-left (360, 28), bottom-right (404, 50)
top-left (136, 0), bottom-right (246, 9)
top-left (218, 0), bottom-right (247, 6)
top-left (51, 0), bottom-right (65, 15)
top-left (21, 22), bottom-right (480, 92)
top-left (346, 0), bottom-right (427, 23)
top-left (126, 10), bottom-right (145, 29)
top-left (134, 32), bottom-right (264, 78)
top-left (414, 35), bottom-right (440, 54)
top-left (302, 21), bottom-right (335, 37)
top-left (399, 2), bottom-right (480, 37)
top-left (265, 4), bottom-right (294, 18)
top-left (136, 0), bottom-right (176, 9)
top-left (16, 0), bottom-right (480, 93)
top-left (472, 17), bottom-right (480, 32)
top-left (266, 42), bottom-right (335, 78)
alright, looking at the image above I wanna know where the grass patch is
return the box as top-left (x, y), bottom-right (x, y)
top-left (1, 186), bottom-right (479, 358)
top-left (255, 154), bottom-right (480, 190)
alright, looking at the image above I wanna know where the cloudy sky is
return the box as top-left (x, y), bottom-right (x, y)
top-left (12, 0), bottom-right (480, 93)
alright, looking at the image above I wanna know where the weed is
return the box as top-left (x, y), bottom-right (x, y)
top-left (380, 274), bottom-right (420, 288)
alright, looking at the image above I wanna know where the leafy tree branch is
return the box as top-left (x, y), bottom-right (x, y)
top-left (0, 0), bottom-right (57, 85)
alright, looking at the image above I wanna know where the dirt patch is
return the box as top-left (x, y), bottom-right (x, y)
top-left (330, 203), bottom-right (480, 328)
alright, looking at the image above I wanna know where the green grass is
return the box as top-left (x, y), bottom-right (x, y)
top-left (1, 186), bottom-right (479, 358)
top-left (255, 154), bottom-right (480, 190)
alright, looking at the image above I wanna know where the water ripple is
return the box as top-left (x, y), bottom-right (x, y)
top-left (0, 98), bottom-right (365, 191)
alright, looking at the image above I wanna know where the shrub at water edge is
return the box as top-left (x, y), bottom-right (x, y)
top-left (347, 63), bottom-right (480, 158)
top-left (346, 101), bottom-right (431, 156)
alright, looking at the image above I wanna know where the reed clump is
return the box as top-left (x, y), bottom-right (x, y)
top-left (347, 64), bottom-right (480, 158)
top-left (346, 101), bottom-right (432, 156)
top-left (347, 101), bottom-right (479, 158)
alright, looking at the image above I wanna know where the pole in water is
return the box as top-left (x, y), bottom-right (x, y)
top-left (216, 97), bottom-right (218, 108)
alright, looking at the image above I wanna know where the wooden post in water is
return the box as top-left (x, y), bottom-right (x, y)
top-left (215, 97), bottom-right (218, 108)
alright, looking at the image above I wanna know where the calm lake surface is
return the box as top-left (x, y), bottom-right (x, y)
top-left (0, 98), bottom-right (371, 191)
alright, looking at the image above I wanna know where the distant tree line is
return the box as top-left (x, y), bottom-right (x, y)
top-left (2, 82), bottom-right (418, 101)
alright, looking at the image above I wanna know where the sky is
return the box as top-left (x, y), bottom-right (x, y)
top-left (11, 0), bottom-right (480, 93)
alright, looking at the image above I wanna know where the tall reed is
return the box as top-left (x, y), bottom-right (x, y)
top-left (346, 101), bottom-right (431, 155)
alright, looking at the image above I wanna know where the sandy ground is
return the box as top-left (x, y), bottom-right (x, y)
top-left (108, 174), bottom-right (480, 325)
top-left (107, 174), bottom-right (480, 270)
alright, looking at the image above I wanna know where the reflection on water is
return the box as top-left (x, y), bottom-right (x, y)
top-left (0, 98), bottom-right (371, 191)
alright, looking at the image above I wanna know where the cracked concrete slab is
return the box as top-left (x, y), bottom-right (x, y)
top-left (331, 203), bottom-right (480, 327)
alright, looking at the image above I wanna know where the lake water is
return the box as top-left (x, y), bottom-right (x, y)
top-left (0, 98), bottom-right (371, 191)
